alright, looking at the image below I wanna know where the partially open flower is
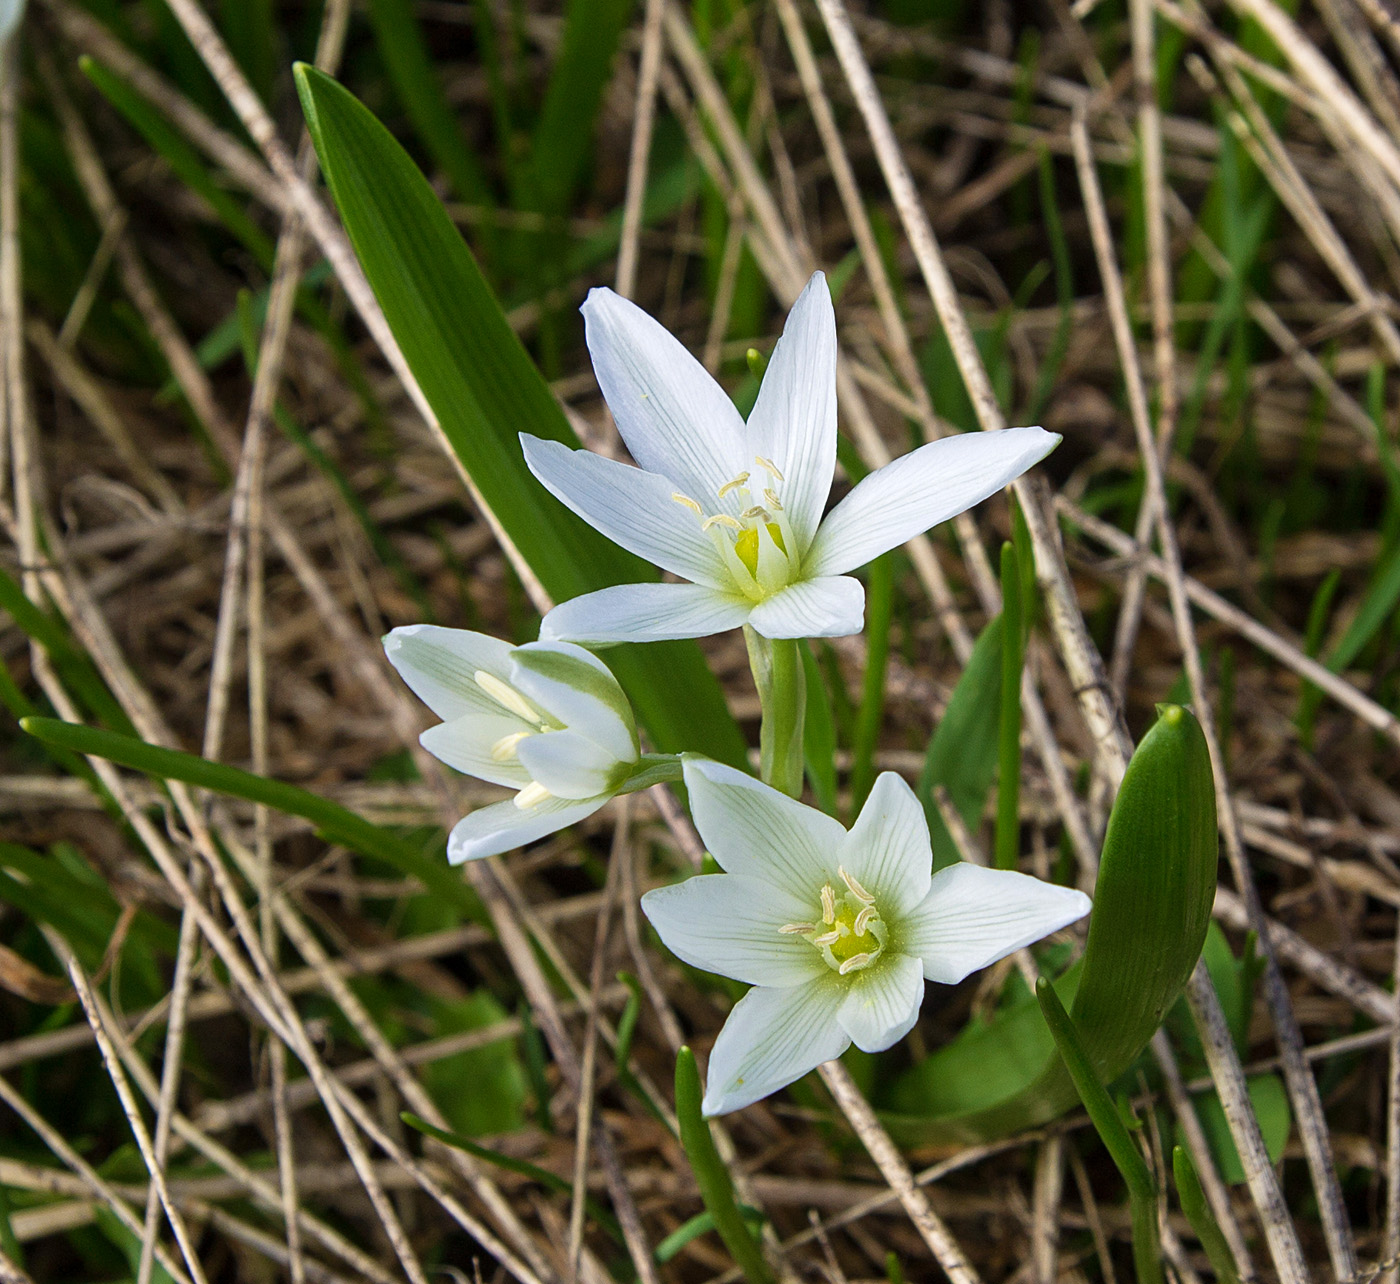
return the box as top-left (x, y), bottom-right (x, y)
top-left (642, 758), bottom-right (1092, 1116)
top-left (384, 625), bottom-right (644, 861)
top-left (522, 272), bottom-right (1059, 644)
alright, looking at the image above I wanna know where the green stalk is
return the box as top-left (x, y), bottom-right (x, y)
top-left (675, 1047), bottom-right (776, 1284)
top-left (1172, 1146), bottom-right (1241, 1284)
top-left (995, 542), bottom-right (1025, 870)
top-left (1036, 978), bottom-right (1163, 1284)
top-left (745, 627), bottom-right (805, 798)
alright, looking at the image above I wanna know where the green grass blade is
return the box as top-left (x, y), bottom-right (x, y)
top-left (1173, 1145), bottom-right (1242, 1284)
top-left (365, 0), bottom-right (496, 214)
top-left (293, 65), bottom-right (746, 768)
top-left (20, 717), bottom-right (483, 921)
top-left (675, 1047), bottom-right (775, 1284)
top-left (1037, 978), bottom-right (1163, 1284)
top-left (918, 614), bottom-right (1003, 869)
top-left (994, 543), bottom-right (1024, 871)
top-left (801, 641), bottom-right (838, 815)
top-left (849, 553), bottom-right (893, 818)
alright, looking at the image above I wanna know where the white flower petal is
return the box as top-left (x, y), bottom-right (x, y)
top-left (804, 426), bottom-right (1061, 577)
top-left (746, 576), bottom-right (865, 639)
top-left (840, 772), bottom-right (933, 916)
top-left (515, 730), bottom-right (621, 800)
top-left (745, 273), bottom-right (836, 553)
top-left (510, 641), bottom-right (638, 764)
top-left (520, 436), bottom-right (729, 588)
top-left (701, 979), bottom-right (849, 1116)
top-left (837, 954), bottom-right (925, 1053)
top-left (683, 757), bottom-right (846, 901)
top-left (383, 625), bottom-right (516, 721)
top-left (641, 873), bottom-right (828, 987)
top-left (420, 713), bottom-right (533, 789)
top-left (540, 583), bottom-right (752, 645)
top-left (581, 287), bottom-right (746, 501)
top-left (903, 864), bottom-right (1092, 984)
top-left (446, 794), bottom-right (608, 863)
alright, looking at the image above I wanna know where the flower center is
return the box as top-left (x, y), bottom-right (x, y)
top-left (672, 456), bottom-right (797, 599)
top-left (475, 671), bottom-right (556, 810)
top-left (779, 866), bottom-right (886, 975)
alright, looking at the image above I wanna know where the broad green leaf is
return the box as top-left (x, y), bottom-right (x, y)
top-left (421, 992), bottom-right (527, 1137)
top-left (887, 705), bottom-right (1217, 1143)
top-left (294, 66), bottom-right (746, 769)
top-left (918, 614), bottom-right (1002, 870)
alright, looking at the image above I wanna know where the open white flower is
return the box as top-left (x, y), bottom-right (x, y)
top-left (384, 625), bottom-right (644, 862)
top-left (642, 758), bottom-right (1092, 1116)
top-left (521, 272), bottom-right (1059, 644)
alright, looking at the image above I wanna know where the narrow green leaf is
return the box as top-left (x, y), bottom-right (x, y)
top-left (675, 1047), bottom-right (775, 1284)
top-left (849, 553), bottom-right (892, 817)
top-left (1172, 1145), bottom-right (1242, 1284)
top-left (20, 717), bottom-right (483, 921)
top-left (801, 641), bottom-right (838, 815)
top-left (1038, 978), bottom-right (1163, 1284)
top-left (293, 65), bottom-right (746, 768)
top-left (995, 542), bottom-right (1024, 871)
top-left (918, 614), bottom-right (1002, 870)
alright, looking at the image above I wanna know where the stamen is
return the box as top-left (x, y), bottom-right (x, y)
top-left (491, 731), bottom-right (530, 761)
top-left (717, 472), bottom-right (750, 498)
top-left (763, 489), bottom-right (784, 511)
top-left (672, 491), bottom-right (703, 515)
top-left (839, 866), bottom-right (875, 905)
top-left (475, 671), bottom-right (543, 724)
top-left (820, 884), bottom-right (836, 925)
top-left (755, 455), bottom-right (785, 482)
top-left (838, 953), bottom-right (873, 975)
top-left (740, 505), bottom-right (770, 522)
top-left (702, 514), bottom-right (743, 531)
top-left (513, 781), bottom-right (552, 810)
top-left (813, 930), bottom-right (841, 947)
top-left (853, 906), bottom-right (876, 936)
top-left (779, 922), bottom-right (815, 935)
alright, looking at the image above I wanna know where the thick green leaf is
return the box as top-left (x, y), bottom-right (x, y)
top-left (918, 614), bottom-right (1003, 870)
top-left (888, 705), bottom-right (1217, 1142)
top-left (294, 66), bottom-right (745, 769)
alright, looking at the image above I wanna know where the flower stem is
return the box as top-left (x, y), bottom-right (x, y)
top-left (675, 1047), bottom-right (776, 1284)
top-left (745, 627), bottom-right (806, 797)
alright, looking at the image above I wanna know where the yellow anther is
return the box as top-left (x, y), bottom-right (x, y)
top-left (838, 952), bottom-right (873, 975)
top-left (475, 671), bottom-right (543, 725)
top-left (740, 505), bottom-right (770, 522)
top-left (513, 781), bottom-right (552, 810)
top-left (853, 906), bottom-right (876, 936)
top-left (764, 489), bottom-right (784, 511)
top-left (779, 922), bottom-right (815, 935)
top-left (755, 455), bottom-right (784, 482)
top-left (813, 930), bottom-right (842, 947)
top-left (839, 866), bottom-right (875, 905)
top-left (672, 491), bottom-right (703, 515)
top-left (717, 472), bottom-right (750, 498)
top-left (702, 513), bottom-right (743, 532)
top-left (820, 883), bottom-right (836, 925)
top-left (491, 731), bottom-right (531, 761)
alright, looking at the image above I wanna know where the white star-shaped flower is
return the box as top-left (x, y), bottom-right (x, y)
top-left (642, 758), bottom-right (1092, 1116)
top-left (521, 272), bottom-right (1059, 644)
top-left (384, 625), bottom-right (645, 861)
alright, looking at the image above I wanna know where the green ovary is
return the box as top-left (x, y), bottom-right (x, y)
top-left (734, 521), bottom-right (787, 578)
top-left (827, 904), bottom-right (880, 963)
